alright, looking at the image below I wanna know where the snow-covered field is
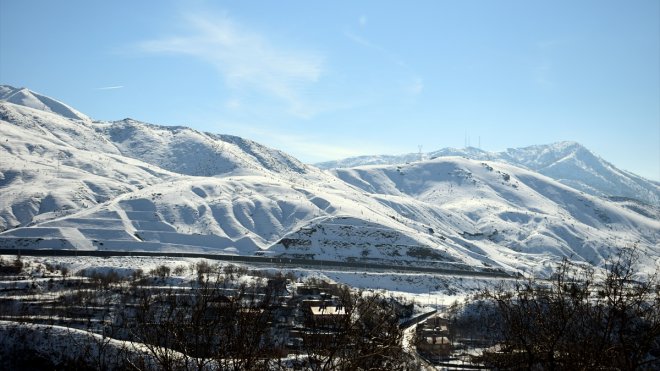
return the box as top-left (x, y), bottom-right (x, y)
top-left (1, 254), bottom-right (483, 305)
top-left (0, 253), bottom-right (450, 369)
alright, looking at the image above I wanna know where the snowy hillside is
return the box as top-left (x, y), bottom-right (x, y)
top-left (330, 159), bottom-right (659, 275)
top-left (0, 102), bottom-right (176, 231)
top-left (0, 84), bottom-right (311, 231)
top-left (0, 85), bottom-right (657, 276)
top-left (0, 86), bottom-right (462, 269)
top-left (0, 85), bottom-right (89, 121)
top-left (316, 143), bottom-right (660, 206)
top-left (97, 119), bottom-right (309, 177)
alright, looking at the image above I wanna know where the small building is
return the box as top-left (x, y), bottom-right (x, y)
top-left (417, 335), bottom-right (452, 356)
top-left (306, 305), bottom-right (348, 329)
top-left (416, 313), bottom-right (453, 359)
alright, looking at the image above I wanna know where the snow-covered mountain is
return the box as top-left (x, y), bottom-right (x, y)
top-left (316, 143), bottom-right (660, 206)
top-left (330, 159), bottom-right (658, 274)
top-left (1, 85), bottom-right (657, 276)
top-left (0, 85), bottom-right (89, 121)
top-left (97, 119), bottom-right (309, 177)
top-left (0, 85), bottom-right (457, 268)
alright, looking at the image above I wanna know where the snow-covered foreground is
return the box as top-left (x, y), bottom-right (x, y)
top-left (0, 321), bottom-right (166, 369)
top-left (2, 249), bottom-right (655, 370)
top-left (1, 255), bottom-right (496, 310)
top-left (1, 254), bottom-right (439, 370)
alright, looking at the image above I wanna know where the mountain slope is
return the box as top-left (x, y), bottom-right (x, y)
top-left (0, 85), bottom-right (89, 121)
top-left (1, 85), bottom-right (657, 276)
top-left (0, 88), bottom-right (462, 269)
top-left (316, 142), bottom-right (660, 206)
top-left (499, 142), bottom-right (659, 206)
top-left (0, 83), bottom-right (312, 230)
top-left (330, 159), bottom-right (659, 274)
top-left (97, 119), bottom-right (309, 177)
top-left (0, 102), bottom-right (177, 231)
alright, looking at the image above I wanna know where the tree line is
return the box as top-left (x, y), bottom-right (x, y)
top-left (447, 248), bottom-right (660, 370)
top-left (0, 260), bottom-right (420, 370)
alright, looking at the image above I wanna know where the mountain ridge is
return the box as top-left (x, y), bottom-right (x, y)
top-left (315, 142), bottom-right (660, 206)
top-left (1, 85), bottom-right (657, 277)
top-left (0, 85), bottom-right (89, 121)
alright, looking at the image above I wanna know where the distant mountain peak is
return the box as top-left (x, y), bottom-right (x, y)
top-left (0, 84), bottom-right (89, 121)
top-left (316, 141), bottom-right (660, 206)
top-left (548, 140), bottom-right (580, 148)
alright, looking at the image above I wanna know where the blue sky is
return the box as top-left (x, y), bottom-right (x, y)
top-left (1, 0), bottom-right (659, 180)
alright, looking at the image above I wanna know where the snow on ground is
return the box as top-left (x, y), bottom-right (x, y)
top-left (331, 158), bottom-right (659, 271)
top-left (0, 320), bottom-right (179, 369)
top-left (2, 255), bottom-right (205, 279)
top-left (1, 85), bottom-right (90, 121)
top-left (1, 254), bottom-right (479, 317)
top-left (2, 255), bottom-right (487, 307)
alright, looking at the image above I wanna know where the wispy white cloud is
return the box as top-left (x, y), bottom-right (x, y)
top-left (406, 77), bottom-right (424, 96)
top-left (344, 29), bottom-right (423, 96)
top-left (217, 122), bottom-right (386, 162)
top-left (271, 132), bottom-right (376, 162)
top-left (358, 15), bottom-right (368, 27)
top-left (225, 98), bottom-right (241, 110)
top-left (534, 61), bottom-right (554, 87)
top-left (344, 30), bottom-right (405, 67)
top-left (533, 40), bottom-right (560, 87)
top-left (138, 13), bottom-right (324, 118)
top-left (95, 85), bottom-right (124, 90)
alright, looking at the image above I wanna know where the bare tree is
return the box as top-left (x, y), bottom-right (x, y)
top-left (301, 287), bottom-right (415, 370)
top-left (124, 275), bottom-right (278, 371)
top-left (467, 247), bottom-right (660, 370)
